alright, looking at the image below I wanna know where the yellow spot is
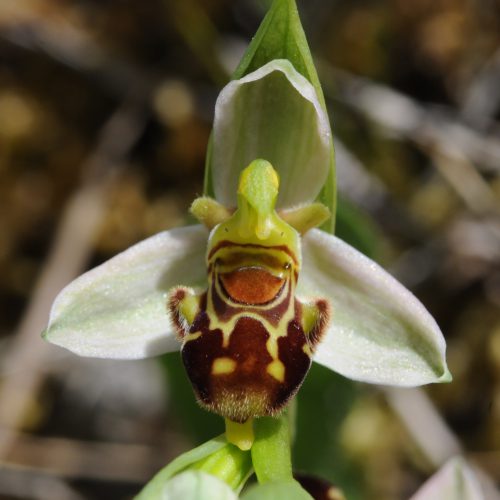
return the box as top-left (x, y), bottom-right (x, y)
top-left (212, 357), bottom-right (237, 375)
top-left (327, 486), bottom-right (347, 500)
top-left (184, 332), bottom-right (202, 343)
top-left (302, 344), bottom-right (312, 357)
top-left (302, 302), bottom-right (320, 334)
top-left (267, 359), bottom-right (285, 382)
top-left (266, 337), bottom-right (279, 359)
top-left (225, 418), bottom-right (254, 451)
top-left (179, 293), bottom-right (200, 324)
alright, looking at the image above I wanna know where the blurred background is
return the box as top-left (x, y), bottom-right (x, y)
top-left (0, 0), bottom-right (499, 498)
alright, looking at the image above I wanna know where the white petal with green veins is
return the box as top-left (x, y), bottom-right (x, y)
top-left (43, 225), bottom-right (207, 359)
top-left (213, 59), bottom-right (331, 209)
top-left (300, 229), bottom-right (450, 386)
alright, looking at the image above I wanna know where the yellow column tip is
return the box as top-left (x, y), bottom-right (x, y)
top-left (225, 418), bottom-right (254, 451)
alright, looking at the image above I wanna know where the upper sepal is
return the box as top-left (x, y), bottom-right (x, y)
top-left (300, 229), bottom-right (451, 386)
top-left (232, 0), bottom-right (326, 109)
top-left (212, 59), bottom-right (332, 209)
top-left (204, 0), bottom-right (336, 229)
top-left (43, 225), bottom-right (208, 359)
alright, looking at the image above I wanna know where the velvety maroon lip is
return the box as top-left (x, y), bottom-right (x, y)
top-left (219, 266), bottom-right (285, 305)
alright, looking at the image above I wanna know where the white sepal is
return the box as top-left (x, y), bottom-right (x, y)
top-left (300, 229), bottom-right (450, 386)
top-left (44, 225), bottom-right (208, 359)
top-left (213, 59), bottom-right (332, 209)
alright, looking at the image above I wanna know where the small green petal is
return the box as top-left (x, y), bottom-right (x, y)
top-left (279, 203), bottom-right (331, 235)
top-left (190, 197), bottom-right (232, 229)
top-left (300, 229), bottom-right (450, 386)
top-left (43, 226), bottom-right (208, 359)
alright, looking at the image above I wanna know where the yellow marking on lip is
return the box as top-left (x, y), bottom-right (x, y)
top-left (178, 292), bottom-right (200, 325)
top-left (212, 357), bottom-right (237, 375)
top-left (208, 283), bottom-right (295, 349)
top-left (267, 359), bottom-right (285, 382)
top-left (209, 245), bottom-right (299, 270)
top-left (183, 332), bottom-right (202, 343)
top-left (302, 344), bottom-right (312, 357)
top-left (206, 258), bottom-right (297, 350)
top-left (266, 337), bottom-right (278, 359)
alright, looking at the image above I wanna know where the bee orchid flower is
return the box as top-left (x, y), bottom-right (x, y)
top-left (43, 0), bottom-right (450, 458)
top-left (43, 58), bottom-right (450, 451)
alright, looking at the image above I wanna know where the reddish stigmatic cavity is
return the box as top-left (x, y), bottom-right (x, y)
top-left (169, 242), bottom-right (329, 423)
top-left (220, 267), bottom-right (284, 305)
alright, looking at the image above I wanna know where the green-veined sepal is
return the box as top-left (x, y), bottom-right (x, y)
top-left (300, 229), bottom-right (450, 386)
top-left (204, 0), bottom-right (337, 228)
top-left (43, 226), bottom-right (207, 359)
top-left (212, 60), bottom-right (332, 210)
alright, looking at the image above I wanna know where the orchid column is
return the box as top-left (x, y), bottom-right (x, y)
top-left (43, 0), bottom-right (450, 498)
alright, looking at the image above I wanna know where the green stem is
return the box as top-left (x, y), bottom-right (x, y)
top-left (251, 413), bottom-right (294, 484)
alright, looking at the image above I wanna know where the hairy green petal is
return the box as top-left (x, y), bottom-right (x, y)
top-left (43, 226), bottom-right (207, 359)
top-left (300, 229), bottom-right (450, 386)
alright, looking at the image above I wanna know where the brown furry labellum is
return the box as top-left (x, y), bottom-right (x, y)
top-left (168, 242), bottom-right (330, 423)
top-left (168, 161), bottom-right (331, 424)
